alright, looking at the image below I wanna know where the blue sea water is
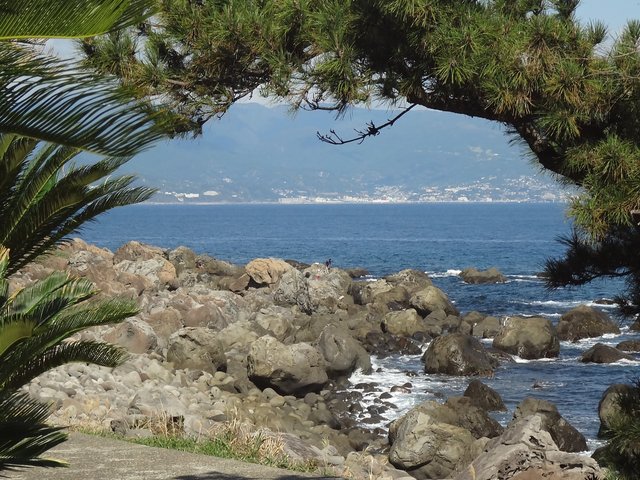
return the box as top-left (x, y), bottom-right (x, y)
top-left (80, 202), bottom-right (639, 448)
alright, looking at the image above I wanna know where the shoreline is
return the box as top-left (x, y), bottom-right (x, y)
top-left (140, 199), bottom-right (570, 206)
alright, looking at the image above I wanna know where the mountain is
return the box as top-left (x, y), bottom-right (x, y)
top-left (118, 102), bottom-right (565, 203)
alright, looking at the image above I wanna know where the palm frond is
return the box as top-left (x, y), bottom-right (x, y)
top-left (0, 44), bottom-right (164, 157)
top-left (0, 391), bottom-right (67, 470)
top-left (0, 0), bottom-right (156, 40)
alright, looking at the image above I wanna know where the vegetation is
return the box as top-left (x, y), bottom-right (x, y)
top-left (82, 0), bottom-right (640, 315)
top-left (0, 0), bottom-right (163, 471)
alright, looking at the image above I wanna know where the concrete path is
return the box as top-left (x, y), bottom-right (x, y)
top-left (7, 433), bottom-right (339, 480)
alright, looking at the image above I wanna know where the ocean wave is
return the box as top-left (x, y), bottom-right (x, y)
top-left (428, 269), bottom-right (462, 278)
top-left (511, 356), bottom-right (559, 364)
top-left (513, 299), bottom-right (617, 309)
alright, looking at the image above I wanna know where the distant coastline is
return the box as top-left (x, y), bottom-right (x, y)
top-left (141, 198), bottom-right (569, 206)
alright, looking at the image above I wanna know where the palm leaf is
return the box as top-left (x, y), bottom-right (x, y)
top-left (0, 44), bottom-right (164, 157)
top-left (0, 0), bottom-right (156, 39)
top-left (0, 391), bottom-right (67, 470)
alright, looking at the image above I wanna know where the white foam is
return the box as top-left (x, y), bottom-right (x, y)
top-left (428, 269), bottom-right (462, 278)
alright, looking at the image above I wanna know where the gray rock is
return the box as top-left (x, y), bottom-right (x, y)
top-left (384, 269), bottom-right (433, 294)
top-left (472, 315), bottom-right (501, 338)
top-left (617, 339), bottom-right (640, 352)
top-left (463, 380), bottom-right (506, 412)
top-left (423, 333), bottom-right (498, 376)
top-left (459, 267), bottom-right (507, 284)
top-left (273, 269), bottom-right (312, 313)
top-left (103, 317), bottom-right (158, 355)
top-left (166, 327), bottom-right (227, 374)
top-left (513, 397), bottom-right (587, 452)
top-left (316, 324), bottom-right (371, 379)
top-left (382, 309), bottom-right (428, 337)
top-left (453, 415), bottom-right (602, 480)
top-left (581, 343), bottom-right (634, 363)
top-left (167, 246), bottom-right (197, 276)
top-left (246, 258), bottom-right (294, 285)
top-left (246, 336), bottom-right (328, 396)
top-left (410, 286), bottom-right (459, 316)
top-left (303, 264), bottom-right (352, 314)
top-left (598, 383), bottom-right (635, 436)
top-left (493, 316), bottom-right (559, 359)
top-left (557, 305), bottom-right (620, 341)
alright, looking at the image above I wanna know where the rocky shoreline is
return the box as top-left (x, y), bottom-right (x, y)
top-left (12, 238), bottom-right (636, 479)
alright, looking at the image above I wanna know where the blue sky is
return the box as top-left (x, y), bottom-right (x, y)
top-left (578, 0), bottom-right (640, 34)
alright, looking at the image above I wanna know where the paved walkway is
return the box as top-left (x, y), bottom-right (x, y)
top-left (7, 433), bottom-right (339, 480)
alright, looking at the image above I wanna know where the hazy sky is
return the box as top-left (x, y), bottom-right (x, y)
top-left (578, 0), bottom-right (640, 35)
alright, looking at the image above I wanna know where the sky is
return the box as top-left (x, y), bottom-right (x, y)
top-left (578, 0), bottom-right (640, 35)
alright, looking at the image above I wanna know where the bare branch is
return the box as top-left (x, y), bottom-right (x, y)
top-left (316, 104), bottom-right (417, 145)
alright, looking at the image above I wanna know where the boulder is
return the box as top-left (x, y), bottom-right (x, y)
top-left (350, 279), bottom-right (393, 305)
top-left (598, 383), bottom-right (635, 436)
top-left (388, 399), bottom-right (496, 479)
top-left (166, 327), bottom-right (227, 374)
top-left (370, 285), bottom-right (410, 310)
top-left (167, 246), bottom-right (197, 275)
top-left (385, 269), bottom-right (433, 294)
top-left (113, 241), bottom-right (165, 263)
top-left (513, 397), bottom-right (587, 452)
top-left (464, 380), bottom-right (506, 412)
top-left (459, 267), bottom-right (507, 284)
top-left (103, 317), bottom-right (158, 354)
top-left (557, 305), bottom-right (620, 341)
top-left (580, 343), bottom-right (634, 363)
top-left (472, 315), bottom-right (501, 338)
top-left (246, 336), bottom-right (328, 396)
top-left (382, 309), bottom-right (428, 337)
top-left (273, 269), bottom-right (312, 313)
top-left (245, 258), bottom-right (294, 285)
top-left (410, 285), bottom-right (459, 316)
top-left (616, 339), bottom-right (640, 352)
top-left (344, 267), bottom-right (369, 278)
top-left (423, 333), bottom-right (498, 376)
top-left (114, 257), bottom-right (177, 289)
top-left (302, 264), bottom-right (352, 313)
top-left (316, 325), bottom-right (372, 379)
top-left (453, 415), bottom-right (602, 480)
top-left (493, 316), bottom-right (559, 359)
top-left (423, 309), bottom-right (462, 337)
top-left (254, 307), bottom-right (296, 342)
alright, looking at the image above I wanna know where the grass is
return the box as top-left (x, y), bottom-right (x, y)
top-left (74, 416), bottom-right (326, 475)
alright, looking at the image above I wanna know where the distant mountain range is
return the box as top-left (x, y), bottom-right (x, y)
top-left (117, 103), bottom-right (567, 203)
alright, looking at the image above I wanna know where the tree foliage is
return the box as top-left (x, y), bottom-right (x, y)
top-left (82, 0), bottom-right (640, 313)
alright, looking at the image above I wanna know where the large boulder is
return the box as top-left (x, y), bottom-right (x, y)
top-left (410, 286), bottom-right (459, 316)
top-left (113, 241), bottom-right (165, 263)
top-left (464, 380), bottom-right (506, 412)
top-left (316, 325), bottom-right (371, 379)
top-left (453, 415), bottom-right (602, 480)
top-left (114, 257), bottom-right (177, 290)
top-left (493, 316), bottom-right (559, 359)
top-left (166, 327), bottom-right (227, 374)
top-left (385, 269), bottom-right (433, 294)
top-left (245, 258), bottom-right (294, 285)
top-left (382, 309), bottom-right (428, 337)
top-left (103, 317), bottom-right (159, 354)
top-left (273, 269), bottom-right (312, 313)
top-left (598, 384), bottom-right (635, 436)
top-left (254, 306), bottom-right (296, 342)
top-left (459, 267), bottom-right (507, 284)
top-left (350, 279), bottom-right (393, 305)
top-left (388, 399), bottom-right (498, 480)
top-left (557, 305), bottom-right (620, 341)
top-left (580, 343), bottom-right (634, 363)
top-left (302, 264), bottom-right (352, 313)
top-left (472, 315), bottom-right (501, 338)
top-left (423, 333), bottom-right (498, 376)
top-left (423, 309), bottom-right (462, 337)
top-left (167, 246), bottom-right (197, 276)
top-left (513, 398), bottom-right (587, 452)
top-left (247, 336), bottom-right (328, 396)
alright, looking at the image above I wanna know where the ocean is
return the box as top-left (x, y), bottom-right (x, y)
top-left (80, 202), bottom-right (639, 449)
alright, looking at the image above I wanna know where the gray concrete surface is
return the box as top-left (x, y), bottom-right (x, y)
top-left (7, 433), bottom-right (339, 480)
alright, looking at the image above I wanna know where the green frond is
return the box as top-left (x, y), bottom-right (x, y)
top-left (0, 44), bottom-right (164, 157)
top-left (0, 319), bottom-right (36, 358)
top-left (0, 391), bottom-right (67, 470)
top-left (0, 0), bottom-right (156, 40)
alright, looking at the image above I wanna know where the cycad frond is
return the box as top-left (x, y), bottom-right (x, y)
top-left (0, 0), bottom-right (156, 39)
top-left (0, 44), bottom-right (164, 157)
top-left (0, 391), bottom-right (67, 470)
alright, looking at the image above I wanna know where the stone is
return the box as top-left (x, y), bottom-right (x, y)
top-left (349, 279), bottom-right (393, 305)
top-left (273, 269), bottom-right (312, 313)
top-left (513, 397), bottom-right (587, 452)
top-left (254, 307), bottom-right (295, 342)
top-left (453, 415), bottom-right (602, 480)
top-left (410, 285), bottom-right (459, 316)
top-left (580, 343), bottom-right (634, 363)
top-left (246, 336), bottom-right (328, 396)
top-left (423, 309), bottom-right (462, 337)
top-left (616, 339), bottom-right (640, 352)
top-left (388, 399), bottom-right (491, 480)
top-left (493, 316), bottom-right (559, 359)
top-left (382, 309), bottom-right (428, 337)
top-left (557, 305), bottom-right (620, 341)
top-left (166, 327), bottom-right (227, 374)
top-left (114, 241), bottom-right (166, 263)
top-left (598, 383), bottom-right (635, 436)
top-left (472, 315), bottom-right (501, 338)
top-left (103, 317), bottom-right (158, 354)
top-left (423, 333), bottom-right (498, 376)
top-left (384, 269), bottom-right (433, 294)
top-left (303, 264), bottom-right (352, 314)
top-left (245, 257), bottom-right (294, 285)
top-left (167, 246), bottom-right (197, 275)
top-left (459, 267), bottom-right (507, 284)
top-left (463, 380), bottom-right (507, 412)
top-left (316, 325), bottom-right (371, 379)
